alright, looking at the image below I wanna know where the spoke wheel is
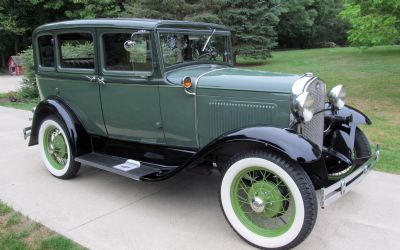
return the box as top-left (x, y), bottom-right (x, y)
top-left (231, 168), bottom-right (296, 237)
top-left (220, 151), bottom-right (317, 249)
top-left (328, 127), bottom-right (372, 181)
top-left (43, 126), bottom-right (68, 170)
top-left (38, 116), bottom-right (80, 179)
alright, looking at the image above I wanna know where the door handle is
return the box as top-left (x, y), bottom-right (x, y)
top-left (97, 77), bottom-right (106, 85)
top-left (85, 76), bottom-right (97, 82)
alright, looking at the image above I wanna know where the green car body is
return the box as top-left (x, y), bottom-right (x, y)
top-left (32, 19), bottom-right (298, 149)
top-left (26, 18), bottom-right (380, 249)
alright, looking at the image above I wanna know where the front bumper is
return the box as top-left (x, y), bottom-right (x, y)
top-left (320, 144), bottom-right (380, 208)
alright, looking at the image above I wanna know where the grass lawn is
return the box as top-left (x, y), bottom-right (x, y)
top-left (248, 45), bottom-right (400, 174)
top-left (0, 93), bottom-right (39, 111)
top-left (0, 201), bottom-right (84, 250)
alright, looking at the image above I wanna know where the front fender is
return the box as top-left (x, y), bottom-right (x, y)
top-left (202, 127), bottom-right (322, 164)
top-left (29, 96), bottom-right (91, 156)
top-left (184, 127), bottom-right (328, 187)
top-left (324, 104), bottom-right (372, 158)
top-left (325, 103), bottom-right (372, 126)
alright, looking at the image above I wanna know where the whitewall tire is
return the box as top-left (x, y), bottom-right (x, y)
top-left (38, 116), bottom-right (80, 179)
top-left (220, 151), bottom-right (317, 249)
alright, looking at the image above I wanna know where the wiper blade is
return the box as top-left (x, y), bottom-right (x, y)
top-left (202, 29), bottom-right (216, 52)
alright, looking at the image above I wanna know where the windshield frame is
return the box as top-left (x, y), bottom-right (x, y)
top-left (156, 28), bottom-right (234, 72)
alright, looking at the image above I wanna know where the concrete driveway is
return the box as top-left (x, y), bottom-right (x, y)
top-left (0, 75), bottom-right (23, 93)
top-left (0, 106), bottom-right (399, 250)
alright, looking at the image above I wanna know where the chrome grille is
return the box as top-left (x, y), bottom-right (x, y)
top-left (303, 79), bottom-right (325, 148)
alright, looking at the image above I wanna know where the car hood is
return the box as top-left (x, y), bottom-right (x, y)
top-left (165, 65), bottom-right (302, 94)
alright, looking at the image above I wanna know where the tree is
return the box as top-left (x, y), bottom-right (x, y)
top-left (312, 0), bottom-right (349, 46)
top-left (277, 0), bottom-right (349, 48)
top-left (340, 0), bottom-right (400, 47)
top-left (219, 0), bottom-right (282, 60)
top-left (123, 0), bottom-right (281, 60)
top-left (0, 0), bottom-right (124, 68)
top-left (276, 0), bottom-right (318, 48)
top-left (122, 0), bottom-right (222, 22)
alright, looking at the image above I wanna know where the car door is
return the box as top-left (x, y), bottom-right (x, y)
top-left (53, 30), bottom-right (107, 136)
top-left (97, 29), bottom-right (165, 144)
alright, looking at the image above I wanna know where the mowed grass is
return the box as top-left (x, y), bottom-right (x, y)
top-left (0, 201), bottom-right (84, 250)
top-left (0, 93), bottom-right (38, 111)
top-left (248, 45), bottom-right (400, 174)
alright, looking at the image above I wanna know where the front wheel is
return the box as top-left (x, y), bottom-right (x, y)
top-left (38, 115), bottom-right (80, 179)
top-left (328, 127), bottom-right (372, 180)
top-left (220, 151), bottom-right (317, 249)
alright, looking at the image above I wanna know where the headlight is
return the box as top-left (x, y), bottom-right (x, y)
top-left (292, 92), bottom-right (315, 122)
top-left (328, 85), bottom-right (346, 109)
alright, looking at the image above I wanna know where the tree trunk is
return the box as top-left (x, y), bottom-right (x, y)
top-left (0, 50), bottom-right (5, 68)
top-left (14, 37), bottom-right (19, 54)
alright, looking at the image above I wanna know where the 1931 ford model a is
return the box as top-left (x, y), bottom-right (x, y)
top-left (24, 19), bottom-right (379, 249)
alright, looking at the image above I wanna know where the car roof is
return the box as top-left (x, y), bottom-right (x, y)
top-left (33, 18), bottom-right (230, 34)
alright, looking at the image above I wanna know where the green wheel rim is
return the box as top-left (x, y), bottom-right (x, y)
top-left (230, 167), bottom-right (296, 237)
top-left (43, 125), bottom-right (68, 170)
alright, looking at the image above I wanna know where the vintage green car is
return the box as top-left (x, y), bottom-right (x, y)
top-left (24, 19), bottom-right (379, 249)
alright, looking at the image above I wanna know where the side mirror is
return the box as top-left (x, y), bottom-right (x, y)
top-left (124, 30), bottom-right (150, 52)
top-left (124, 40), bottom-right (136, 51)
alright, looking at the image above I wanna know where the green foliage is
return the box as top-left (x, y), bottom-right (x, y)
top-left (123, 0), bottom-right (282, 59)
top-left (0, 0), bottom-right (122, 67)
top-left (220, 0), bottom-right (282, 60)
top-left (61, 42), bottom-right (95, 59)
top-left (122, 0), bottom-right (223, 22)
top-left (312, 0), bottom-right (349, 46)
top-left (19, 47), bottom-right (38, 99)
top-left (340, 0), bottom-right (400, 47)
top-left (32, 0), bottom-right (121, 19)
top-left (277, 0), bottom-right (348, 48)
top-left (277, 0), bottom-right (317, 48)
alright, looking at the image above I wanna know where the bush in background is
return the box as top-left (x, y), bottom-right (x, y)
top-left (19, 47), bottom-right (39, 100)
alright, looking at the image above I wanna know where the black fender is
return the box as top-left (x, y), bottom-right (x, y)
top-left (183, 127), bottom-right (328, 188)
top-left (324, 103), bottom-right (372, 158)
top-left (29, 96), bottom-right (91, 156)
top-left (336, 104), bottom-right (371, 125)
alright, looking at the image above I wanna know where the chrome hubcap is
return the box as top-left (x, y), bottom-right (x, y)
top-left (251, 196), bottom-right (265, 213)
top-left (44, 126), bottom-right (68, 170)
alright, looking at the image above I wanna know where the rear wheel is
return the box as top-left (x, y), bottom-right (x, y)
top-left (220, 151), bottom-right (317, 249)
top-left (38, 116), bottom-right (80, 179)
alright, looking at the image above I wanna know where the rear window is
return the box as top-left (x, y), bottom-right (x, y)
top-left (38, 35), bottom-right (54, 67)
top-left (58, 33), bottom-right (94, 69)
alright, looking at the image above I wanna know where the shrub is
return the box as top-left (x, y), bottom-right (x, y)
top-left (19, 47), bottom-right (39, 99)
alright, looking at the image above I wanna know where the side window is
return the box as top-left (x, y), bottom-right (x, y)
top-left (103, 32), bottom-right (152, 72)
top-left (38, 35), bottom-right (54, 67)
top-left (58, 33), bottom-right (94, 69)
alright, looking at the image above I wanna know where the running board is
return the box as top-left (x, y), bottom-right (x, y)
top-left (75, 152), bottom-right (176, 180)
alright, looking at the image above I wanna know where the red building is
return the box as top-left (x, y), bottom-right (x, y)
top-left (8, 56), bottom-right (23, 75)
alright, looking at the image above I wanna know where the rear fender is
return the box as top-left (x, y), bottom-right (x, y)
top-left (29, 96), bottom-right (91, 156)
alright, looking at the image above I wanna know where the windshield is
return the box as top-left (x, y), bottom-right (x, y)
top-left (159, 31), bottom-right (232, 68)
